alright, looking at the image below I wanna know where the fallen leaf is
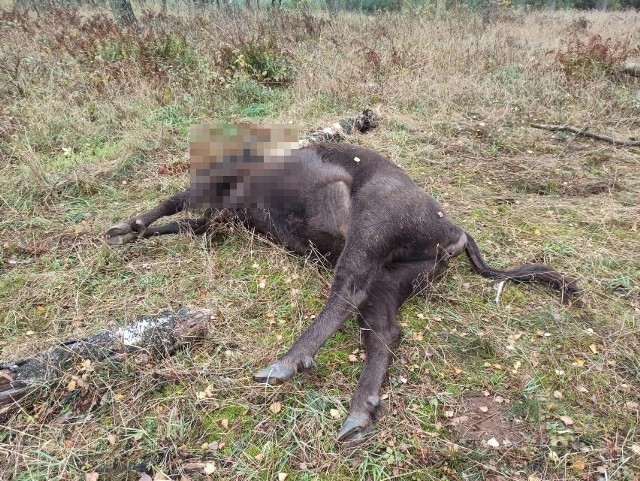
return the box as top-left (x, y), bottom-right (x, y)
top-left (278, 473), bottom-right (288, 481)
top-left (270, 402), bottom-right (282, 414)
top-left (451, 416), bottom-right (468, 426)
top-left (413, 331), bottom-right (424, 341)
top-left (80, 359), bottom-right (94, 372)
top-left (254, 453), bottom-right (264, 461)
top-left (553, 391), bottom-right (563, 399)
top-left (86, 473), bottom-right (99, 481)
top-left (479, 406), bottom-right (489, 413)
top-left (559, 415), bottom-right (574, 425)
top-left (348, 354), bottom-right (358, 362)
top-left (106, 434), bottom-right (117, 445)
top-left (624, 401), bottom-right (639, 412)
top-left (330, 409), bottom-right (340, 419)
top-left (220, 419), bottom-right (229, 429)
top-left (575, 358), bottom-right (585, 367)
top-left (67, 379), bottom-right (77, 391)
top-left (573, 458), bottom-right (586, 472)
top-left (203, 463), bottom-right (216, 475)
top-left (444, 410), bottom-right (454, 418)
top-left (589, 343), bottom-right (597, 353)
top-left (630, 444), bottom-right (640, 455)
top-left (487, 437), bottom-right (500, 448)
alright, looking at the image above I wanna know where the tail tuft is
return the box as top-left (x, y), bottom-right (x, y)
top-left (464, 232), bottom-right (580, 303)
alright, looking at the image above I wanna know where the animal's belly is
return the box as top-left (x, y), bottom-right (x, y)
top-left (239, 208), bottom-right (346, 267)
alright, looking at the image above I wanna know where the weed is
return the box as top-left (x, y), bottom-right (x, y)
top-left (555, 34), bottom-right (638, 79)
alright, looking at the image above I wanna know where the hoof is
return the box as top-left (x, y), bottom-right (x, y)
top-left (337, 412), bottom-right (373, 443)
top-left (254, 362), bottom-right (296, 385)
top-left (105, 220), bottom-right (143, 245)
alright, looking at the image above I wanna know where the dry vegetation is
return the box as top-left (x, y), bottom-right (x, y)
top-left (1, 5), bottom-right (639, 480)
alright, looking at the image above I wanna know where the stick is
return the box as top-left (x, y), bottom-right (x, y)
top-left (530, 124), bottom-right (640, 147)
top-left (0, 308), bottom-right (211, 419)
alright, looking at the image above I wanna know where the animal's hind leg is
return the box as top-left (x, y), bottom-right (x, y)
top-left (254, 240), bottom-right (384, 384)
top-left (105, 189), bottom-right (193, 245)
top-left (336, 259), bottom-right (437, 443)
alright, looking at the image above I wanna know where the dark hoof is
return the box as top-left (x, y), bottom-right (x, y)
top-left (254, 362), bottom-right (296, 385)
top-left (105, 220), bottom-right (145, 245)
top-left (337, 412), bottom-right (374, 443)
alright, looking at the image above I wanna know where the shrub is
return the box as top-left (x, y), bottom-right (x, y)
top-left (555, 34), bottom-right (638, 79)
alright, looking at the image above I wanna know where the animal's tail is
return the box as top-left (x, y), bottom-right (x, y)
top-left (463, 231), bottom-right (580, 303)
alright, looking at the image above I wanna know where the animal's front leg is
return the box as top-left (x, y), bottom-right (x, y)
top-left (254, 248), bottom-right (379, 384)
top-left (105, 189), bottom-right (192, 245)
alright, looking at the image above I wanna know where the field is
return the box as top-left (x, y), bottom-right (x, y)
top-left (1, 5), bottom-right (639, 480)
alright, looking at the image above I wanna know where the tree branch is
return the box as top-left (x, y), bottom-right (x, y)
top-left (0, 308), bottom-right (211, 419)
top-left (530, 123), bottom-right (640, 147)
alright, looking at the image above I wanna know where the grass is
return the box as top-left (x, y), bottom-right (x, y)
top-left (1, 4), bottom-right (639, 481)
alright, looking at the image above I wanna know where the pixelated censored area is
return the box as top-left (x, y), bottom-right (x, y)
top-left (190, 124), bottom-right (302, 210)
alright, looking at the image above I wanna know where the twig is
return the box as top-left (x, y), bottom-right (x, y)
top-left (530, 123), bottom-right (640, 147)
top-left (495, 281), bottom-right (505, 306)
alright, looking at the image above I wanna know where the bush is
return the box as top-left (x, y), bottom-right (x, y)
top-left (555, 34), bottom-right (638, 79)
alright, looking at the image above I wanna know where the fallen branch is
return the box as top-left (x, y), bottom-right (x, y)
top-left (0, 308), bottom-right (211, 419)
top-left (299, 106), bottom-right (381, 146)
top-left (621, 62), bottom-right (640, 77)
top-left (530, 123), bottom-right (640, 147)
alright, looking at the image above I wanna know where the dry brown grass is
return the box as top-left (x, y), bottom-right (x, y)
top-left (0, 5), bottom-right (639, 481)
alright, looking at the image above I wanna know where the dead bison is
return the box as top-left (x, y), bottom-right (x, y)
top-left (106, 141), bottom-right (579, 442)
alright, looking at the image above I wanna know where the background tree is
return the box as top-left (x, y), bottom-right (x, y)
top-left (111, 0), bottom-right (137, 26)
